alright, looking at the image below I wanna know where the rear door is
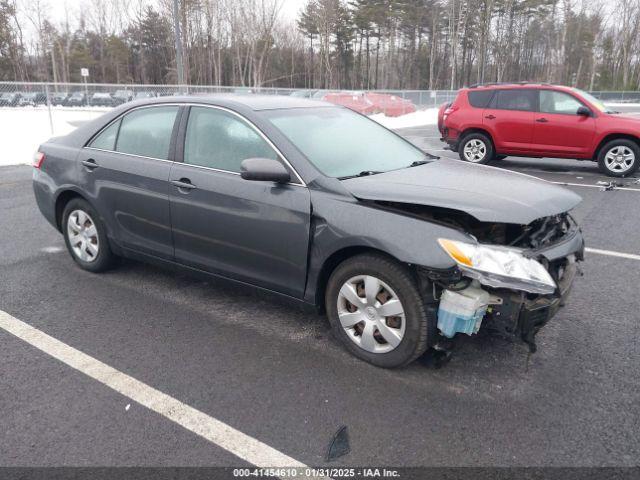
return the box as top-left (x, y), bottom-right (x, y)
top-left (168, 105), bottom-right (311, 298)
top-left (482, 89), bottom-right (536, 153)
top-left (531, 89), bottom-right (595, 157)
top-left (79, 105), bottom-right (181, 259)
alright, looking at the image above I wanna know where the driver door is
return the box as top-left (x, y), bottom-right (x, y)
top-left (169, 105), bottom-right (311, 298)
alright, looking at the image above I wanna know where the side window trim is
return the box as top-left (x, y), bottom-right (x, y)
top-left (177, 103), bottom-right (306, 186)
top-left (538, 89), bottom-right (589, 116)
top-left (84, 104), bottom-right (182, 163)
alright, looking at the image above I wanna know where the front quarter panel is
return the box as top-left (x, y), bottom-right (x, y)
top-left (304, 189), bottom-right (472, 303)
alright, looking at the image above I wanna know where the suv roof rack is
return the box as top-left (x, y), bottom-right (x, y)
top-left (467, 81), bottom-right (551, 88)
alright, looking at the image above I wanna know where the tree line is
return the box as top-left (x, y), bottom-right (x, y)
top-left (1, 0), bottom-right (639, 91)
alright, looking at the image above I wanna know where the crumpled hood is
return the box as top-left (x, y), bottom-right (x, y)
top-left (341, 159), bottom-right (582, 224)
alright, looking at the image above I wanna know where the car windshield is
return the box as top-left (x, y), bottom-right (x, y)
top-left (261, 106), bottom-right (426, 178)
top-left (572, 88), bottom-right (607, 112)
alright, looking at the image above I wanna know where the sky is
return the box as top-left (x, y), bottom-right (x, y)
top-left (44, 0), bottom-right (304, 24)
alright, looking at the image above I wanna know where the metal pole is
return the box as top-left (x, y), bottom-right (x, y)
top-left (44, 83), bottom-right (54, 135)
top-left (173, 0), bottom-right (185, 92)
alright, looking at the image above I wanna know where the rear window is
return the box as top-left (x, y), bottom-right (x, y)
top-left (492, 89), bottom-right (536, 111)
top-left (467, 90), bottom-right (494, 108)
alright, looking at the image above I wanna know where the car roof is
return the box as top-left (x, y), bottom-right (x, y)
top-left (465, 83), bottom-right (576, 93)
top-left (128, 94), bottom-right (331, 111)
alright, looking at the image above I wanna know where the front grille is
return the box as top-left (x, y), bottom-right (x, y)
top-left (509, 213), bottom-right (574, 249)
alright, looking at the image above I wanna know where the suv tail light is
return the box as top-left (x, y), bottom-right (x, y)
top-left (444, 105), bottom-right (459, 116)
top-left (33, 151), bottom-right (45, 169)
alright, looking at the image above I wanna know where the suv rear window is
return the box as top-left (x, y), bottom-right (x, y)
top-left (492, 89), bottom-right (536, 111)
top-left (468, 90), bottom-right (494, 108)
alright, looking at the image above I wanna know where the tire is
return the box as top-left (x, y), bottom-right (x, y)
top-left (458, 132), bottom-right (494, 164)
top-left (62, 198), bottom-right (115, 272)
top-left (325, 253), bottom-right (434, 368)
top-left (597, 139), bottom-right (640, 177)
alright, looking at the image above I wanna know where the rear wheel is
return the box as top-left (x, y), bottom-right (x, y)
top-left (62, 198), bottom-right (115, 272)
top-left (458, 133), bottom-right (494, 164)
top-left (325, 253), bottom-right (433, 368)
top-left (597, 139), bottom-right (640, 177)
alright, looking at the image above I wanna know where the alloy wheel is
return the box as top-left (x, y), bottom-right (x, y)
top-left (463, 139), bottom-right (487, 163)
top-left (336, 275), bottom-right (406, 354)
top-left (604, 146), bottom-right (635, 173)
top-left (67, 209), bottom-right (100, 262)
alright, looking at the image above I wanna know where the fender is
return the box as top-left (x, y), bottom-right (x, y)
top-left (303, 191), bottom-right (472, 304)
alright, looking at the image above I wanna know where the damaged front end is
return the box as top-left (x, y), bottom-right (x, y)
top-left (416, 210), bottom-right (585, 353)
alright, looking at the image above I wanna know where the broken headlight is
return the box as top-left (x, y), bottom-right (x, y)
top-left (438, 239), bottom-right (557, 295)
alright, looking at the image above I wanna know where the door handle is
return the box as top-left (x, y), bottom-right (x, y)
top-left (171, 178), bottom-right (197, 191)
top-left (536, 118), bottom-right (549, 123)
top-left (81, 159), bottom-right (98, 170)
top-left (484, 114), bottom-right (496, 120)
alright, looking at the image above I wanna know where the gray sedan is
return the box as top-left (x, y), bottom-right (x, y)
top-left (32, 96), bottom-right (584, 367)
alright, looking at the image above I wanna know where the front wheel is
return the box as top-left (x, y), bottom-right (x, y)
top-left (458, 133), bottom-right (494, 164)
top-left (597, 139), bottom-right (640, 177)
top-left (325, 253), bottom-right (433, 368)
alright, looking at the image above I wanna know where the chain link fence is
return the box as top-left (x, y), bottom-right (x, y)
top-left (1, 81), bottom-right (638, 136)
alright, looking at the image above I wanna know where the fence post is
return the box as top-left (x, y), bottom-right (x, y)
top-left (44, 83), bottom-right (54, 135)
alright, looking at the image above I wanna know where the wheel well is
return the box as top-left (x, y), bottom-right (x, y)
top-left (593, 134), bottom-right (640, 160)
top-left (54, 190), bottom-right (86, 232)
top-left (459, 128), bottom-right (495, 151)
top-left (314, 246), bottom-right (411, 312)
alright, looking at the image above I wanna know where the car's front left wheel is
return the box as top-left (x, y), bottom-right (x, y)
top-left (597, 139), bottom-right (640, 177)
top-left (325, 253), bottom-right (433, 368)
top-left (62, 198), bottom-right (115, 272)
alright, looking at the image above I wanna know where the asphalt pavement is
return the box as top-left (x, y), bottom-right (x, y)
top-left (1, 120), bottom-right (640, 470)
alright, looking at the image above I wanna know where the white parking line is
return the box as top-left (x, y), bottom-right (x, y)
top-left (551, 181), bottom-right (640, 192)
top-left (586, 247), bottom-right (640, 261)
top-left (0, 310), bottom-right (308, 469)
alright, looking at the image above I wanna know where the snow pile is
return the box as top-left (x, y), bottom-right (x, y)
top-left (370, 108), bottom-right (439, 129)
top-left (0, 107), bottom-right (107, 167)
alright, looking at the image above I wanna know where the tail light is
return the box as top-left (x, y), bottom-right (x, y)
top-left (33, 151), bottom-right (45, 169)
top-left (444, 105), bottom-right (459, 116)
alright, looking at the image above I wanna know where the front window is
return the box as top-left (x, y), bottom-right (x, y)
top-left (261, 107), bottom-right (425, 178)
top-left (184, 106), bottom-right (278, 173)
top-left (539, 90), bottom-right (585, 115)
top-left (572, 88), bottom-right (607, 112)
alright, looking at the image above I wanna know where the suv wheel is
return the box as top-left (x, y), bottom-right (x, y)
top-left (459, 133), bottom-right (494, 164)
top-left (598, 139), bottom-right (640, 177)
top-left (62, 198), bottom-right (115, 272)
top-left (325, 253), bottom-right (433, 368)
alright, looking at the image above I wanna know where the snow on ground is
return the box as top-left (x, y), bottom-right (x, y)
top-left (370, 108), bottom-right (439, 129)
top-left (0, 106), bottom-right (108, 167)
top-left (603, 102), bottom-right (640, 107)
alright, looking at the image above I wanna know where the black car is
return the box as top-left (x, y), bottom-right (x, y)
top-left (18, 92), bottom-right (47, 106)
top-left (90, 93), bottom-right (115, 107)
top-left (0, 92), bottom-right (22, 106)
top-left (113, 90), bottom-right (133, 105)
top-left (52, 92), bottom-right (70, 106)
top-left (66, 92), bottom-right (87, 106)
top-left (32, 96), bottom-right (584, 368)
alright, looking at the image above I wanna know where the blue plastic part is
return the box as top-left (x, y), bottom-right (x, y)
top-left (437, 304), bottom-right (488, 338)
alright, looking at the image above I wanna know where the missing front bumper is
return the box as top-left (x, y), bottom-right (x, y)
top-left (485, 261), bottom-right (578, 352)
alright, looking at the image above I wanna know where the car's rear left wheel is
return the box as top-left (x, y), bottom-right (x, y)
top-left (459, 133), bottom-right (494, 164)
top-left (325, 253), bottom-right (433, 368)
top-left (62, 198), bottom-right (115, 272)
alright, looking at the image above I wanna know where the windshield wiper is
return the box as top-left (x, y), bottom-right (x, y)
top-left (338, 170), bottom-right (383, 180)
top-left (408, 160), bottom-right (429, 167)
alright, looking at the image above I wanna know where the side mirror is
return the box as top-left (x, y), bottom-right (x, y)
top-left (240, 158), bottom-right (291, 184)
top-left (577, 106), bottom-right (592, 116)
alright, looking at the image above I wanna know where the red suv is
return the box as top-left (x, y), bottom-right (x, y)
top-left (438, 83), bottom-right (640, 177)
